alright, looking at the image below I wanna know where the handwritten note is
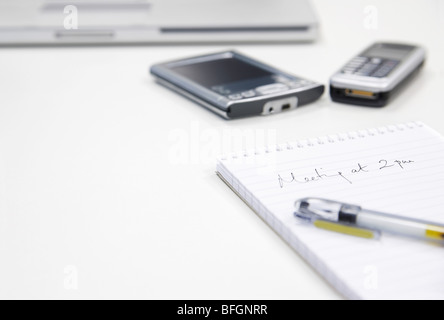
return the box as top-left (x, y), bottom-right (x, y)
top-left (278, 158), bottom-right (415, 188)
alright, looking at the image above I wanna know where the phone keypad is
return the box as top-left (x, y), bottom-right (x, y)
top-left (342, 56), bottom-right (400, 78)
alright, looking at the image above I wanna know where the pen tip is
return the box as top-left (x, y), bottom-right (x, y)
top-left (295, 198), bottom-right (309, 211)
top-left (294, 198), bottom-right (312, 221)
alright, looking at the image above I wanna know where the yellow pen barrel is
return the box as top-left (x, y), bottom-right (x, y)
top-left (313, 220), bottom-right (379, 239)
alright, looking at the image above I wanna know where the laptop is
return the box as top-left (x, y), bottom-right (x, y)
top-left (0, 0), bottom-right (319, 45)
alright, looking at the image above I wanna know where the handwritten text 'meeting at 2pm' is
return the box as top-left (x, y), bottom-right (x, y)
top-left (278, 159), bottom-right (415, 189)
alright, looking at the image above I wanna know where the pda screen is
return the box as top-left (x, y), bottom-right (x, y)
top-left (171, 57), bottom-right (273, 89)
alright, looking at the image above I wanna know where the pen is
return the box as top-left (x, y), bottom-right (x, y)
top-left (294, 197), bottom-right (444, 242)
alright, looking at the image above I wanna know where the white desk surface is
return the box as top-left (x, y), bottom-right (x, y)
top-left (0, 0), bottom-right (443, 299)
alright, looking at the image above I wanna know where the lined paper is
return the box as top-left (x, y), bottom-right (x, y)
top-left (217, 122), bottom-right (444, 300)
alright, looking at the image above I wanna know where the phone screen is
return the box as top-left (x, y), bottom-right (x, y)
top-left (364, 43), bottom-right (415, 61)
top-left (171, 57), bottom-right (277, 96)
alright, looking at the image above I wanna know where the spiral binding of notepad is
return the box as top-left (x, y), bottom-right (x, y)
top-left (219, 121), bottom-right (423, 162)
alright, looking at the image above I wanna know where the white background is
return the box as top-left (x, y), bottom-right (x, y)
top-left (0, 0), bottom-right (443, 299)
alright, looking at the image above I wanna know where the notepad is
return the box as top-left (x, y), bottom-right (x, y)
top-left (216, 122), bottom-right (444, 300)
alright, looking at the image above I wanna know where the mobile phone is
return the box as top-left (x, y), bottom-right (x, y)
top-left (330, 42), bottom-right (426, 107)
top-left (150, 51), bottom-right (324, 119)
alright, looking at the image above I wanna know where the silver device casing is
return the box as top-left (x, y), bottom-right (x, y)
top-left (330, 43), bottom-right (426, 93)
top-left (150, 51), bottom-right (325, 119)
top-left (0, 0), bottom-right (319, 45)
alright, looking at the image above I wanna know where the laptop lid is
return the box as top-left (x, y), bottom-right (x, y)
top-left (0, 0), bottom-right (319, 45)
